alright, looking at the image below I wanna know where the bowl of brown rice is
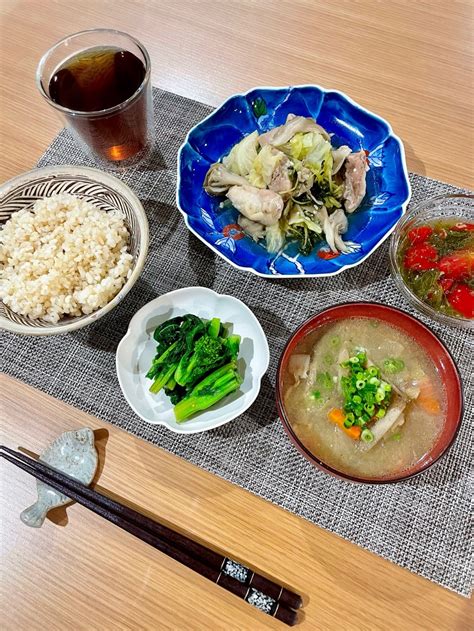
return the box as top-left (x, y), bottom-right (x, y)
top-left (0, 165), bottom-right (149, 335)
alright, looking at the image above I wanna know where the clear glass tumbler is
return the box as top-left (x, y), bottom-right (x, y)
top-left (36, 29), bottom-right (153, 167)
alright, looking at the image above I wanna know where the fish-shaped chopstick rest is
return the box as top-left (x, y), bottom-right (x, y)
top-left (20, 428), bottom-right (98, 528)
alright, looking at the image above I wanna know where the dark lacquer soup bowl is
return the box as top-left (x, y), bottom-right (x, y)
top-left (276, 303), bottom-right (463, 483)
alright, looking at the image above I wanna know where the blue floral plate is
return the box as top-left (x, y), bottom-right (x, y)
top-left (176, 85), bottom-right (411, 277)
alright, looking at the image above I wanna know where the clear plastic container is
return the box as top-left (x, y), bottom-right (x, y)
top-left (389, 194), bottom-right (474, 329)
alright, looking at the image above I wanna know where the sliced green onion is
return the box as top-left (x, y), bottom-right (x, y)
top-left (391, 432), bottom-right (402, 441)
top-left (339, 355), bottom-right (394, 436)
top-left (383, 358), bottom-right (405, 374)
top-left (361, 428), bottom-right (374, 443)
top-left (324, 353), bottom-right (333, 366)
top-left (330, 336), bottom-right (340, 348)
top-left (316, 371), bottom-right (334, 391)
top-left (311, 390), bottom-right (321, 400)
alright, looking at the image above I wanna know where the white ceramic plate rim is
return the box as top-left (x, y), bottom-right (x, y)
top-left (0, 165), bottom-right (149, 336)
top-left (115, 287), bottom-right (270, 433)
top-left (176, 83), bottom-right (412, 278)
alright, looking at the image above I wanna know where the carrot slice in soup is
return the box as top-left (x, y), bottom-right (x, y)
top-left (345, 425), bottom-right (362, 440)
top-left (328, 408), bottom-right (346, 425)
top-left (417, 380), bottom-right (441, 414)
top-left (328, 408), bottom-right (361, 440)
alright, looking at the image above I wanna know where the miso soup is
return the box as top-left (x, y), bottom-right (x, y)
top-left (282, 318), bottom-right (445, 479)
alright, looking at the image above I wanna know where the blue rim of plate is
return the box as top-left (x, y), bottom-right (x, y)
top-left (176, 84), bottom-right (411, 278)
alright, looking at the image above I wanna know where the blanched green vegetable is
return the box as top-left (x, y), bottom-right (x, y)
top-left (146, 314), bottom-right (242, 420)
top-left (207, 317), bottom-right (221, 339)
top-left (285, 203), bottom-right (323, 255)
top-left (174, 361), bottom-right (242, 422)
top-left (175, 334), bottom-right (228, 387)
top-left (146, 314), bottom-right (204, 394)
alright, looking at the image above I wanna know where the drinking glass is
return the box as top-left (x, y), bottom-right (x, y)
top-left (36, 29), bottom-right (153, 167)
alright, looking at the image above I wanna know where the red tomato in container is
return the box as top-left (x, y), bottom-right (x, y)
top-left (438, 250), bottom-right (474, 280)
top-left (403, 243), bottom-right (438, 271)
top-left (451, 223), bottom-right (474, 232)
top-left (407, 226), bottom-right (433, 245)
top-left (446, 284), bottom-right (474, 319)
top-left (439, 277), bottom-right (455, 293)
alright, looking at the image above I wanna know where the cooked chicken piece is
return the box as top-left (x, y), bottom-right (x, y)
top-left (237, 215), bottom-right (266, 241)
top-left (294, 166), bottom-right (314, 196)
top-left (343, 150), bottom-right (369, 213)
top-left (259, 114), bottom-right (330, 147)
top-left (331, 145), bottom-right (352, 175)
top-left (288, 354), bottom-right (310, 383)
top-left (269, 155), bottom-right (293, 197)
top-left (204, 163), bottom-right (249, 196)
top-left (226, 185), bottom-right (284, 226)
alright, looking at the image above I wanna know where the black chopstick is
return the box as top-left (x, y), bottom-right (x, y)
top-left (0, 446), bottom-right (301, 610)
top-left (1, 446), bottom-right (301, 625)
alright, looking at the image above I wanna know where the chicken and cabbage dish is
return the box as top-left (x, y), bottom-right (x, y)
top-left (204, 114), bottom-right (369, 256)
top-left (282, 318), bottom-right (445, 478)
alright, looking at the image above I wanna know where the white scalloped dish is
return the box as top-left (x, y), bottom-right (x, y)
top-left (116, 287), bottom-right (270, 433)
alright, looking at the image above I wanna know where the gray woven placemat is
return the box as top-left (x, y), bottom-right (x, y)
top-left (2, 88), bottom-right (473, 596)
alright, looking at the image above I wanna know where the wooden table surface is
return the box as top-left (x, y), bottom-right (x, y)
top-left (1, 1), bottom-right (473, 629)
top-left (1, 375), bottom-right (472, 630)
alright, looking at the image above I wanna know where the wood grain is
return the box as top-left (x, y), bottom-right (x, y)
top-left (1, 2), bottom-right (473, 628)
top-left (1, 374), bottom-right (471, 630)
top-left (0, 0), bottom-right (473, 187)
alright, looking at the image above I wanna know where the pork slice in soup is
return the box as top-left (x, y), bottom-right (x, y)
top-left (283, 318), bottom-right (444, 478)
